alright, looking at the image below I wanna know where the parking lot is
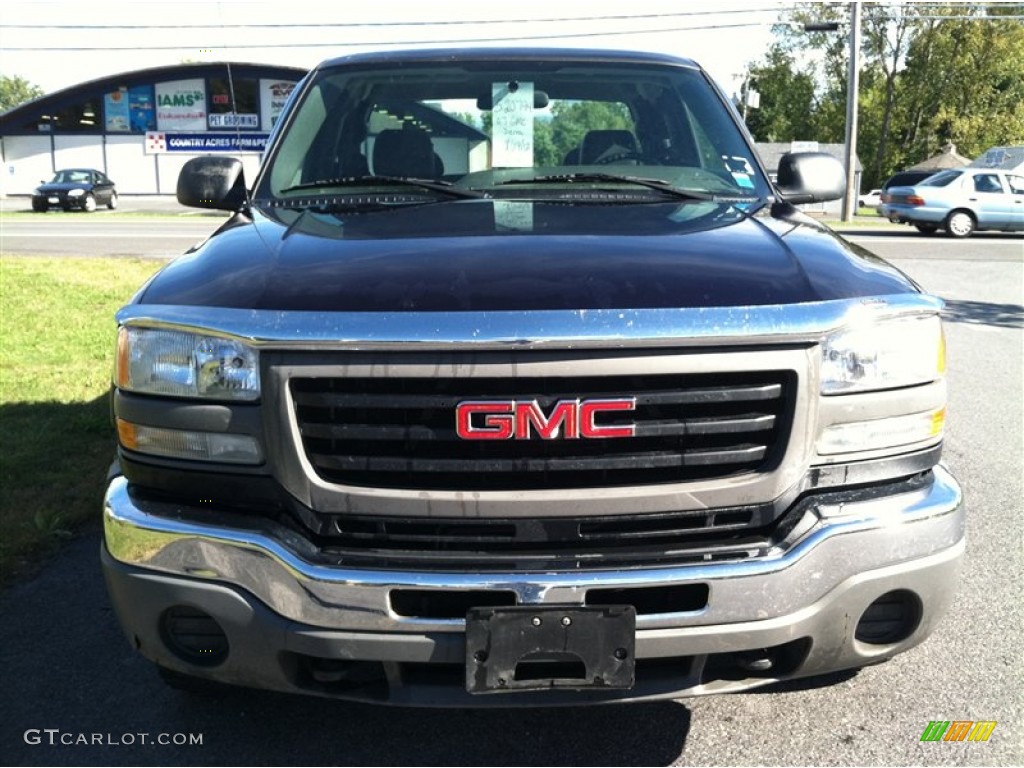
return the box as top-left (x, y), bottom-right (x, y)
top-left (1, 215), bottom-right (1020, 766)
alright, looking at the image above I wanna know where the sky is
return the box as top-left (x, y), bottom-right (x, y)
top-left (0, 0), bottom-right (795, 100)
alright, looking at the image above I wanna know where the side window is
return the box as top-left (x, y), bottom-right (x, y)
top-left (973, 174), bottom-right (1003, 194)
top-left (922, 170), bottom-right (962, 187)
top-left (1007, 175), bottom-right (1024, 194)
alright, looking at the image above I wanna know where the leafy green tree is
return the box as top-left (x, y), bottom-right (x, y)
top-left (539, 101), bottom-right (632, 166)
top-left (462, 101), bottom-right (632, 166)
top-left (743, 45), bottom-right (817, 142)
top-left (769, 3), bottom-right (926, 182)
top-left (859, 4), bottom-right (920, 182)
top-left (897, 7), bottom-right (1024, 162)
top-left (0, 75), bottom-right (44, 112)
top-left (752, 3), bottom-right (1024, 188)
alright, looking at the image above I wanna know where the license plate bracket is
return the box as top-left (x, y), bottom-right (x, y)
top-left (465, 605), bottom-right (636, 694)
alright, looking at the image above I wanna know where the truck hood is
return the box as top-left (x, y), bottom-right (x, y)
top-left (139, 199), bottom-right (918, 312)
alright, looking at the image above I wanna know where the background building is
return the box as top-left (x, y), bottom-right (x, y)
top-left (0, 62), bottom-right (305, 196)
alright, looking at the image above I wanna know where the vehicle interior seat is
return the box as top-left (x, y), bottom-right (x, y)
top-left (579, 130), bottom-right (640, 164)
top-left (974, 175), bottom-right (1002, 193)
top-left (372, 127), bottom-right (444, 178)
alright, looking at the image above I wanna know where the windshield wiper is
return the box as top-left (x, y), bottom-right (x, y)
top-left (281, 175), bottom-right (486, 200)
top-left (494, 173), bottom-right (761, 204)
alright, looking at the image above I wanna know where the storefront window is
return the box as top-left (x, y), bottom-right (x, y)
top-left (50, 98), bottom-right (101, 132)
top-left (208, 76), bottom-right (259, 130)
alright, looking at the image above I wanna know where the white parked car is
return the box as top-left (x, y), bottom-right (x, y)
top-left (858, 188), bottom-right (882, 209)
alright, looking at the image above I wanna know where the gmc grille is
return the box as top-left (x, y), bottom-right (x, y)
top-left (290, 371), bottom-right (795, 491)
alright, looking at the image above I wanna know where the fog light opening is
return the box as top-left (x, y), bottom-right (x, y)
top-left (703, 638), bottom-right (811, 683)
top-left (159, 605), bottom-right (229, 666)
top-left (855, 590), bottom-right (922, 645)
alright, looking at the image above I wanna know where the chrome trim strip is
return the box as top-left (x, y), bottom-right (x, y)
top-left (115, 294), bottom-right (943, 350)
top-left (104, 467), bottom-right (963, 631)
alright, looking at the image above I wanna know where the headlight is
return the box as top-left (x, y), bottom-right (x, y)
top-left (821, 314), bottom-right (944, 394)
top-left (116, 327), bottom-right (260, 401)
top-left (68, 188), bottom-right (85, 197)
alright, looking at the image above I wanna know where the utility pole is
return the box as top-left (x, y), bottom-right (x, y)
top-left (742, 73), bottom-right (750, 122)
top-left (803, 5), bottom-right (860, 220)
top-left (842, 2), bottom-right (862, 222)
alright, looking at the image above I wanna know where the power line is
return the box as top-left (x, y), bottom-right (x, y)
top-left (0, 7), bottom-right (786, 30)
top-left (0, 21), bottom-right (779, 51)
top-left (4, 9), bottom-right (1016, 38)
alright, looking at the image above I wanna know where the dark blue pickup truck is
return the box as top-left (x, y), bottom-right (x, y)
top-left (102, 48), bottom-right (962, 706)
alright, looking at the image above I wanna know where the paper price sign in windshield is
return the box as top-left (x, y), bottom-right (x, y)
top-left (492, 81), bottom-right (534, 168)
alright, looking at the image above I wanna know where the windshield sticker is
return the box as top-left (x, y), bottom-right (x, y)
top-left (731, 172), bottom-right (755, 189)
top-left (492, 81), bottom-right (534, 168)
top-left (493, 201), bottom-right (534, 232)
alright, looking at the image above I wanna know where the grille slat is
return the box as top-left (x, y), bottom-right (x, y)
top-left (292, 383), bottom-right (783, 410)
top-left (299, 414), bottom-right (777, 442)
top-left (291, 370), bottom-right (793, 491)
top-left (316, 538), bottom-right (774, 571)
top-left (309, 445), bottom-right (767, 474)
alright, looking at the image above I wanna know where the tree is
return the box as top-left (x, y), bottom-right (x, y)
top-left (897, 7), bottom-right (1024, 162)
top-left (752, 3), bottom-right (1024, 188)
top-left (769, 3), bottom-right (930, 182)
top-left (743, 45), bottom-right (817, 142)
top-left (0, 75), bottom-right (44, 112)
top-left (859, 4), bottom-right (921, 182)
top-left (539, 101), bottom-right (632, 166)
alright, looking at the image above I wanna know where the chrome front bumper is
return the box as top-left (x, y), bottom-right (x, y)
top-left (102, 467), bottom-right (965, 705)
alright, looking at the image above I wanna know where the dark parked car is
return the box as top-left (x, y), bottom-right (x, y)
top-left (883, 170), bottom-right (937, 190)
top-left (878, 170), bottom-right (936, 219)
top-left (31, 168), bottom-right (118, 212)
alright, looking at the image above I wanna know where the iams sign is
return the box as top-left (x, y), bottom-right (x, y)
top-left (455, 399), bottom-right (636, 440)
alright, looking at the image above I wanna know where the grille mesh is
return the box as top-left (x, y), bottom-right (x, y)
top-left (306, 503), bottom-right (789, 571)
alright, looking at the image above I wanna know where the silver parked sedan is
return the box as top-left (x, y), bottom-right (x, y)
top-left (882, 167), bottom-right (1024, 237)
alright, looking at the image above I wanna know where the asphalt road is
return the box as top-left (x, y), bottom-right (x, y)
top-left (2, 201), bottom-right (1022, 261)
top-left (1, 217), bottom-right (1021, 767)
top-left (0, 198), bottom-right (227, 258)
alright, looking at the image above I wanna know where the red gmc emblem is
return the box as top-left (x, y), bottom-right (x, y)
top-left (456, 399), bottom-right (636, 440)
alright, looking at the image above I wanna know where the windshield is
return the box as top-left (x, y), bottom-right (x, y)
top-left (51, 170), bottom-right (92, 184)
top-left (257, 58), bottom-right (770, 202)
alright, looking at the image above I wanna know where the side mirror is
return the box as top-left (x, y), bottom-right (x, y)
top-left (176, 156), bottom-right (247, 211)
top-left (775, 152), bottom-right (845, 204)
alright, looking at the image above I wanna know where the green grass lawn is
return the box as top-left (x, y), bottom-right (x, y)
top-left (0, 256), bottom-right (164, 582)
